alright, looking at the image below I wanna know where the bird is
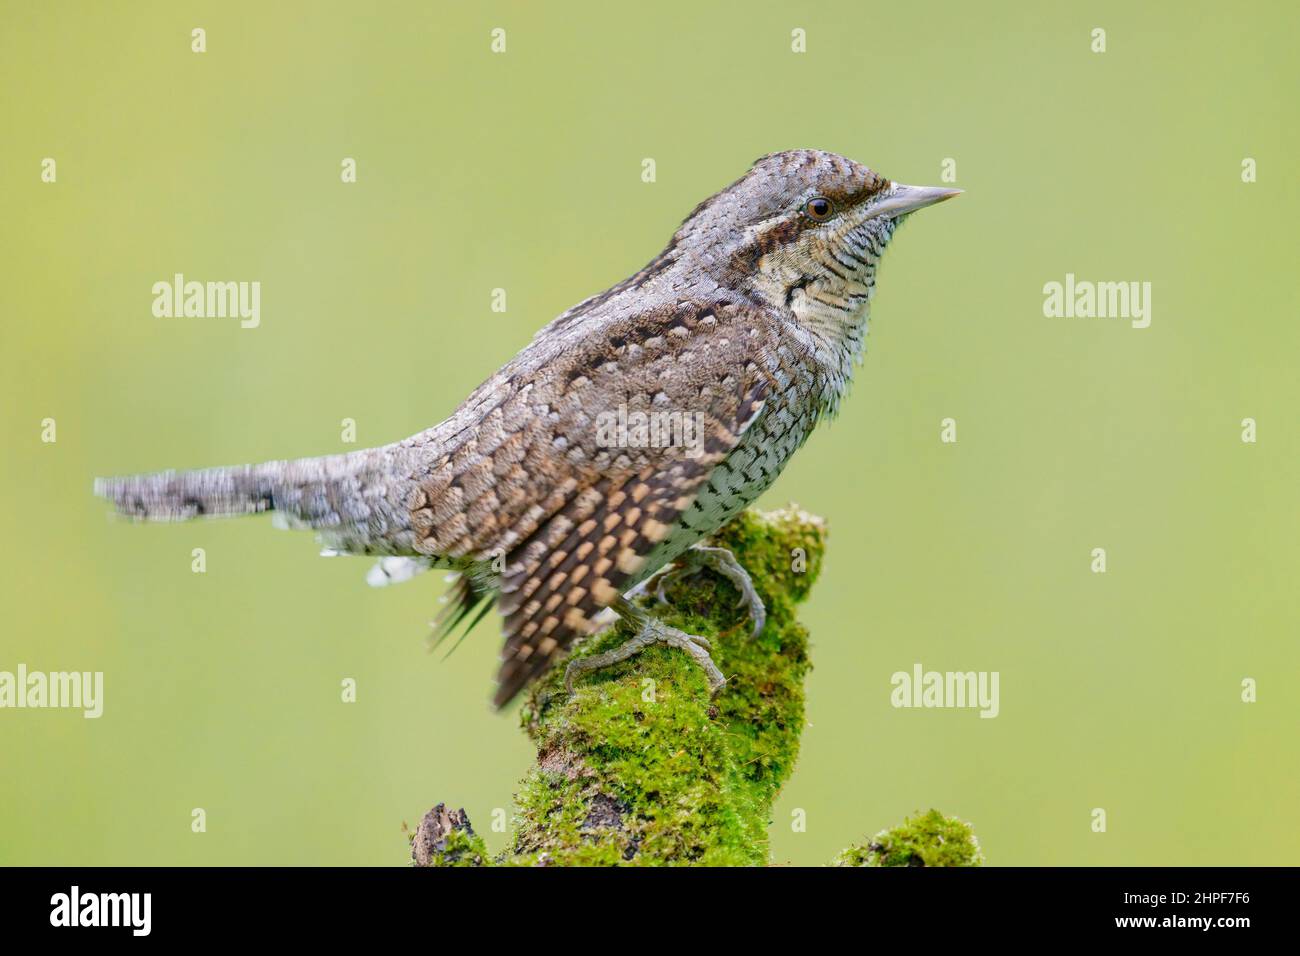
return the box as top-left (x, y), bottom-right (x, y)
top-left (95, 149), bottom-right (959, 708)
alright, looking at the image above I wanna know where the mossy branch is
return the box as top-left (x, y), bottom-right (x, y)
top-left (833, 809), bottom-right (984, 867)
top-left (409, 506), bottom-right (981, 866)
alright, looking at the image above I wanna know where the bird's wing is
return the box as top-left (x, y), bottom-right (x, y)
top-left (408, 299), bottom-right (775, 707)
top-left (493, 303), bottom-right (772, 706)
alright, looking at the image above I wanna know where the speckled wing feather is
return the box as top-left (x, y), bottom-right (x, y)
top-left (490, 412), bottom-right (761, 707)
top-left (404, 300), bottom-right (773, 707)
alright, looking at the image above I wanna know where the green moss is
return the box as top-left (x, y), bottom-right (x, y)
top-left (834, 809), bottom-right (984, 867)
top-left (428, 828), bottom-right (489, 867)
top-left (497, 507), bottom-right (824, 866)
top-left (400, 507), bottom-right (807, 866)
top-left (410, 506), bottom-right (984, 867)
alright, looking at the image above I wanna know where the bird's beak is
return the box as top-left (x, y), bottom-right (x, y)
top-left (869, 183), bottom-right (962, 220)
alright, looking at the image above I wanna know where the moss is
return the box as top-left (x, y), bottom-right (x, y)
top-left (834, 809), bottom-right (984, 867)
top-left (411, 506), bottom-right (984, 867)
top-left (495, 507), bottom-right (825, 866)
top-left (429, 828), bottom-right (489, 867)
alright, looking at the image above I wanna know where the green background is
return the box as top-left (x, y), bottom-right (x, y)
top-left (1, 0), bottom-right (1295, 866)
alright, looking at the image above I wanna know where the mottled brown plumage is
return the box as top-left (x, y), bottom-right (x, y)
top-left (96, 149), bottom-right (959, 707)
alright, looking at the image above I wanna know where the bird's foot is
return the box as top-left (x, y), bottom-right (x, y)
top-left (630, 544), bottom-right (766, 638)
top-left (564, 546), bottom-right (764, 698)
top-left (564, 606), bottom-right (726, 698)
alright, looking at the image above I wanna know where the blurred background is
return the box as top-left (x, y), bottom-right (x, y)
top-left (1, 0), bottom-right (1295, 865)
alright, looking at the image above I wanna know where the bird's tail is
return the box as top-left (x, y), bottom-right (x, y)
top-left (93, 446), bottom-right (415, 547)
top-left (94, 463), bottom-right (282, 521)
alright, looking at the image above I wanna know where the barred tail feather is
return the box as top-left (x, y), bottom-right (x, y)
top-left (93, 464), bottom-right (280, 521)
top-left (96, 444), bottom-right (423, 556)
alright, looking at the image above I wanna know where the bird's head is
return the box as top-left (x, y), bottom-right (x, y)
top-left (672, 149), bottom-right (959, 319)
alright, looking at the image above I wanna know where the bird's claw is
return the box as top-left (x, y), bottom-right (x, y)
top-left (563, 617), bottom-right (725, 697)
top-left (681, 545), bottom-right (766, 638)
top-left (568, 544), bottom-right (763, 698)
top-left (629, 544), bottom-right (766, 639)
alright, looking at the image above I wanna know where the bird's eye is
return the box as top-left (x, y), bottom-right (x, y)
top-left (804, 196), bottom-right (834, 221)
